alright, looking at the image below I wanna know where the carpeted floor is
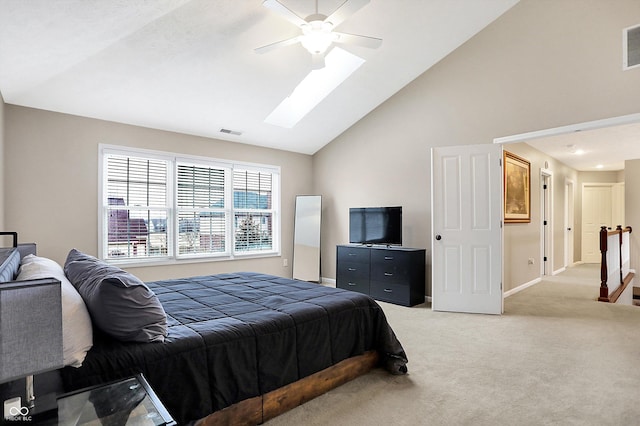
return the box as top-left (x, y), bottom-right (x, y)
top-left (266, 264), bottom-right (640, 426)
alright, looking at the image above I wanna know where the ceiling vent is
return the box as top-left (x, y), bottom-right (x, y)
top-left (220, 128), bottom-right (242, 136)
top-left (624, 24), bottom-right (640, 70)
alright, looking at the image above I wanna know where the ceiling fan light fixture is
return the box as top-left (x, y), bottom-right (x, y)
top-left (300, 20), bottom-right (335, 54)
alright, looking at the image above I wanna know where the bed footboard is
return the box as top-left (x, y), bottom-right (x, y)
top-left (195, 350), bottom-right (380, 426)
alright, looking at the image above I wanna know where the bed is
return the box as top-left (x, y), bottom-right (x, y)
top-left (0, 236), bottom-right (408, 425)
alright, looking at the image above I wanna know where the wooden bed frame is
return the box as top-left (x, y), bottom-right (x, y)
top-left (195, 350), bottom-right (379, 425)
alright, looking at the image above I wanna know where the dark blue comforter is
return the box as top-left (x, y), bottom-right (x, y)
top-left (61, 272), bottom-right (407, 424)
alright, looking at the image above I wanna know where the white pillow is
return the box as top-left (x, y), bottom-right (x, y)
top-left (17, 254), bottom-right (93, 368)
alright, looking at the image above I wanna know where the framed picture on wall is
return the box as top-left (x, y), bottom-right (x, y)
top-left (503, 151), bottom-right (531, 223)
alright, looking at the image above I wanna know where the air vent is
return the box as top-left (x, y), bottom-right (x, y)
top-left (219, 128), bottom-right (242, 136)
top-left (624, 24), bottom-right (640, 70)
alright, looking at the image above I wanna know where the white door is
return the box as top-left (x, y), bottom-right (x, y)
top-left (540, 171), bottom-right (552, 276)
top-left (564, 180), bottom-right (575, 268)
top-left (581, 185), bottom-right (612, 263)
top-left (431, 144), bottom-right (503, 314)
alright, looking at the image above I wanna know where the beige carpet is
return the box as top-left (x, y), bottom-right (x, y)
top-left (266, 264), bottom-right (640, 426)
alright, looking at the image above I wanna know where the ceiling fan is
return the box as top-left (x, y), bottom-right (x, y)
top-left (255, 0), bottom-right (382, 69)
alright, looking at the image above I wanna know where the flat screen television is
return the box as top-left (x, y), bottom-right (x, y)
top-left (349, 206), bottom-right (402, 246)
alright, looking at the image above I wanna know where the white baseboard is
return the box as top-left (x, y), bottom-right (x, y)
top-left (504, 277), bottom-right (542, 298)
top-left (321, 277), bottom-right (336, 287)
top-left (552, 267), bottom-right (566, 276)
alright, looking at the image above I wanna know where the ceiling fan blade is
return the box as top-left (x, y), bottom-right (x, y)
top-left (333, 32), bottom-right (382, 49)
top-left (325, 0), bottom-right (370, 28)
top-left (255, 36), bottom-right (301, 54)
top-left (262, 0), bottom-right (307, 28)
top-left (311, 53), bottom-right (325, 70)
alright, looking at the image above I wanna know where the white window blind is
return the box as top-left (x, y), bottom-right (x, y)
top-left (233, 170), bottom-right (274, 253)
top-left (177, 164), bottom-right (228, 256)
top-left (105, 155), bottom-right (169, 259)
top-left (100, 146), bottom-right (280, 263)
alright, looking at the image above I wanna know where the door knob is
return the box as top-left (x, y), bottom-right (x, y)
top-left (435, 234), bottom-right (442, 241)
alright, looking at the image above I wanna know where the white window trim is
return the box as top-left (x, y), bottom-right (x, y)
top-left (98, 144), bottom-right (281, 267)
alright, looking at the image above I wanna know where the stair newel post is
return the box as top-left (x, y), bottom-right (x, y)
top-left (599, 225), bottom-right (610, 302)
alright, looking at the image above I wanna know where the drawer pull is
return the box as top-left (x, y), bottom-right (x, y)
top-left (384, 272), bottom-right (393, 277)
top-left (348, 282), bottom-right (357, 286)
top-left (384, 256), bottom-right (394, 260)
top-left (383, 289), bottom-right (393, 293)
top-left (348, 267), bottom-right (357, 271)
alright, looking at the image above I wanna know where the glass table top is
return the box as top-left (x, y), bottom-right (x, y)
top-left (57, 375), bottom-right (175, 426)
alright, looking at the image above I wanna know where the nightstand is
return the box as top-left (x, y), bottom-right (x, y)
top-left (55, 374), bottom-right (175, 425)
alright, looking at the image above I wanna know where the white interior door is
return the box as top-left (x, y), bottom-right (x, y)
top-left (431, 144), bottom-right (503, 315)
top-left (581, 184), bottom-right (612, 263)
top-left (564, 180), bottom-right (575, 268)
top-left (540, 171), bottom-right (552, 276)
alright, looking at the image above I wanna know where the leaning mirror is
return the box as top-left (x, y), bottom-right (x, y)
top-left (292, 195), bottom-right (322, 282)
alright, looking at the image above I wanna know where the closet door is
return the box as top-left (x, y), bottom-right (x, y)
top-left (581, 185), bottom-right (612, 263)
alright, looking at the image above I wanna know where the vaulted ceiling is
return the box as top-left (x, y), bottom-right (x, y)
top-left (0, 0), bottom-right (519, 154)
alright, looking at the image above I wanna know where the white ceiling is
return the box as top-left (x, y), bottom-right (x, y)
top-left (505, 115), bottom-right (640, 172)
top-left (0, 0), bottom-right (519, 155)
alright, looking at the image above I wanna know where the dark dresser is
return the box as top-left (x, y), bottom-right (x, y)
top-left (336, 245), bottom-right (425, 307)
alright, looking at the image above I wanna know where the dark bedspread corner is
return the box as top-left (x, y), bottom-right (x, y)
top-left (61, 272), bottom-right (408, 424)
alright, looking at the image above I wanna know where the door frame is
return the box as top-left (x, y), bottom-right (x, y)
top-left (540, 168), bottom-right (553, 276)
top-left (564, 178), bottom-right (575, 268)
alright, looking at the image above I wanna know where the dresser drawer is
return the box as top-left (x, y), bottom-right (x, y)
top-left (370, 251), bottom-right (411, 284)
top-left (337, 260), bottom-right (370, 293)
top-left (337, 261), bottom-right (369, 280)
top-left (337, 245), bottom-right (370, 265)
top-left (369, 281), bottom-right (410, 306)
top-left (337, 279), bottom-right (370, 295)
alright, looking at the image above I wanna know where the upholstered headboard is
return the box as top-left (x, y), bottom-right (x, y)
top-left (0, 232), bottom-right (36, 282)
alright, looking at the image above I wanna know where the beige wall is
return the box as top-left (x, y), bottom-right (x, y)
top-left (4, 106), bottom-right (313, 282)
top-left (625, 160), bottom-right (640, 274)
top-left (313, 0), bottom-right (640, 294)
top-left (502, 143), bottom-right (579, 290)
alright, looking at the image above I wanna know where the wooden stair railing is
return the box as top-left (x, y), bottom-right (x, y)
top-left (599, 225), bottom-right (633, 303)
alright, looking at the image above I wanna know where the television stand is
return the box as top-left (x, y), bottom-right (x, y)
top-left (336, 245), bottom-right (425, 307)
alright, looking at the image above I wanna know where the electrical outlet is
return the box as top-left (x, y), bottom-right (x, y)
top-left (283, 258), bottom-right (288, 267)
top-left (4, 397), bottom-right (21, 420)
top-left (528, 258), bottom-right (535, 265)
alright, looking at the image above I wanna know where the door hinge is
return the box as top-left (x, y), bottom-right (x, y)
top-left (544, 184), bottom-right (547, 190)
top-left (500, 220), bottom-right (503, 228)
top-left (499, 158), bottom-right (502, 167)
top-left (544, 256), bottom-right (548, 262)
top-left (544, 220), bottom-right (547, 226)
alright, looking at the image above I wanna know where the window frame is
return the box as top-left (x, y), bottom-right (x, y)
top-left (98, 144), bottom-right (281, 266)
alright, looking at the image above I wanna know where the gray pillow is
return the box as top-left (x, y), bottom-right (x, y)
top-left (63, 249), bottom-right (167, 343)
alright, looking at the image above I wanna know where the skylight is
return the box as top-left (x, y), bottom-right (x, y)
top-left (264, 47), bottom-right (365, 128)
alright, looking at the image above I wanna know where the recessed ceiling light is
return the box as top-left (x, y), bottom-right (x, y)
top-left (574, 149), bottom-right (585, 155)
top-left (595, 164), bottom-right (604, 169)
top-left (264, 47), bottom-right (365, 128)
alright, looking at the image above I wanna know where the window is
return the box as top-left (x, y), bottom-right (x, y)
top-left (100, 146), bottom-right (280, 263)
